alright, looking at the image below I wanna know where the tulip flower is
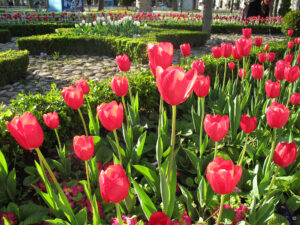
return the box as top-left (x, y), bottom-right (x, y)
top-left (267, 52), bottom-right (276, 62)
top-left (287, 41), bottom-right (294, 49)
top-left (284, 65), bottom-right (299, 83)
top-left (212, 46), bottom-right (222, 59)
top-left (266, 101), bottom-right (289, 128)
top-left (156, 66), bottom-right (197, 106)
top-left (73, 135), bottom-right (94, 161)
top-left (264, 44), bottom-right (269, 51)
top-left (43, 112), bottom-right (59, 130)
top-left (97, 101), bottom-right (123, 132)
top-left (242, 28), bottom-right (252, 39)
top-left (291, 93), bottom-right (300, 105)
top-left (76, 78), bottom-right (90, 95)
top-left (285, 53), bottom-right (293, 64)
top-left (235, 38), bottom-right (252, 57)
top-left (254, 37), bottom-right (263, 47)
top-left (116, 54), bottom-right (131, 72)
top-left (251, 64), bottom-right (263, 80)
top-left (221, 42), bottom-right (232, 58)
top-left (111, 76), bottom-right (128, 97)
top-left (148, 212), bottom-right (172, 225)
top-left (147, 42), bottom-right (173, 77)
top-left (265, 80), bottom-right (280, 99)
top-left (191, 60), bottom-right (205, 75)
top-left (258, 52), bottom-right (267, 64)
top-left (228, 62), bottom-right (235, 70)
top-left (180, 43), bottom-right (191, 57)
top-left (238, 68), bottom-right (247, 78)
top-left (62, 86), bottom-right (84, 110)
top-left (232, 46), bottom-right (242, 60)
top-left (288, 29), bottom-right (294, 37)
top-left (193, 75), bottom-right (210, 98)
top-left (7, 112), bottom-right (44, 150)
top-left (274, 142), bottom-right (297, 168)
top-left (206, 157), bottom-right (242, 225)
top-left (275, 60), bottom-right (288, 80)
top-left (240, 114), bottom-right (257, 134)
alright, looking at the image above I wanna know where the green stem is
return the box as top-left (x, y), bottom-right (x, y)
top-left (115, 203), bottom-right (123, 225)
top-left (125, 73), bottom-right (133, 105)
top-left (265, 128), bottom-right (277, 175)
top-left (222, 58), bottom-right (227, 90)
top-left (264, 166), bottom-right (280, 201)
top-left (242, 57), bottom-right (245, 90)
top-left (85, 160), bottom-right (92, 199)
top-left (238, 134), bottom-right (249, 166)
top-left (54, 129), bottom-right (62, 152)
top-left (214, 141), bottom-right (218, 159)
top-left (199, 97), bottom-right (205, 157)
top-left (286, 82), bottom-right (293, 107)
top-left (158, 96), bottom-right (164, 137)
top-left (216, 195), bottom-right (225, 225)
top-left (231, 69), bottom-right (234, 82)
top-left (113, 130), bottom-right (123, 166)
top-left (121, 96), bottom-right (129, 128)
top-left (167, 105), bottom-right (177, 183)
top-left (78, 108), bottom-right (88, 136)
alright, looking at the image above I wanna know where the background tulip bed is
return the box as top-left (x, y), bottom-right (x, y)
top-left (0, 24), bottom-right (300, 225)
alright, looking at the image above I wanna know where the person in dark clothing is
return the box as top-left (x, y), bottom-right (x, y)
top-left (87, 0), bottom-right (92, 11)
top-left (261, 0), bottom-right (273, 17)
top-left (243, 0), bottom-right (263, 18)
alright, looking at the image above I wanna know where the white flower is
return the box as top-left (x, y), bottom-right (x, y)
top-left (83, 12), bottom-right (87, 16)
top-left (144, 24), bottom-right (147, 28)
top-left (133, 21), bottom-right (140, 26)
top-left (102, 21), bottom-right (106, 26)
top-left (55, 29), bottom-right (58, 33)
top-left (93, 21), bottom-right (97, 26)
top-left (75, 24), bottom-right (78, 28)
top-left (96, 17), bottom-right (101, 22)
top-left (82, 20), bottom-right (85, 24)
top-left (89, 23), bottom-right (92, 26)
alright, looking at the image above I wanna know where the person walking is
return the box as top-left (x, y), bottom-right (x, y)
top-left (87, 0), bottom-right (92, 11)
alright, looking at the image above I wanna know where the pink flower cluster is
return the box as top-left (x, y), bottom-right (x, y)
top-left (0, 212), bottom-right (17, 225)
top-left (216, 204), bottom-right (248, 225)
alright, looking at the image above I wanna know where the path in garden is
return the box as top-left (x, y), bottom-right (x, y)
top-left (0, 34), bottom-right (285, 108)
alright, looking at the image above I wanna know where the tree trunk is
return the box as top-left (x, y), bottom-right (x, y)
top-left (98, 0), bottom-right (104, 10)
top-left (202, 0), bottom-right (213, 35)
top-left (136, 0), bottom-right (152, 12)
top-left (230, 0), bottom-right (234, 12)
top-left (172, 0), bottom-right (177, 10)
top-left (273, 0), bottom-right (279, 16)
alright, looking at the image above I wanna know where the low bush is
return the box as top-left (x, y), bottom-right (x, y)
top-left (281, 10), bottom-right (300, 36)
top-left (0, 50), bottom-right (29, 87)
top-left (0, 23), bottom-right (73, 36)
top-left (17, 28), bottom-right (209, 62)
top-left (0, 29), bottom-right (11, 43)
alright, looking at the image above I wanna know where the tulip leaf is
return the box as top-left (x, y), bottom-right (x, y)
top-left (179, 185), bottom-right (199, 220)
top-left (75, 208), bottom-right (87, 225)
top-left (132, 179), bottom-right (157, 220)
top-left (156, 136), bottom-right (163, 168)
top-left (159, 168), bottom-right (169, 215)
top-left (197, 177), bottom-right (206, 208)
top-left (133, 165), bottom-right (159, 191)
top-left (88, 106), bottom-right (99, 136)
top-left (221, 208), bottom-right (235, 224)
top-left (286, 195), bottom-right (300, 212)
top-left (6, 168), bottom-right (16, 201)
top-left (183, 147), bottom-right (199, 170)
top-left (135, 131), bottom-right (147, 160)
top-left (45, 218), bottom-right (71, 225)
top-left (122, 125), bottom-right (133, 155)
top-left (167, 163), bottom-right (176, 218)
top-left (253, 196), bottom-right (280, 225)
top-left (0, 150), bottom-right (8, 177)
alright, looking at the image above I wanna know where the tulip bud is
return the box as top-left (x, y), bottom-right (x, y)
top-left (204, 114), bottom-right (229, 142)
top-left (180, 43), bottom-right (191, 57)
top-left (254, 37), bottom-right (263, 47)
top-left (287, 41), bottom-right (294, 49)
top-left (251, 64), bottom-right (263, 79)
top-left (238, 68), bottom-right (247, 78)
top-left (242, 28), bottom-right (252, 39)
top-left (284, 65), bottom-right (299, 82)
top-left (221, 42), bottom-right (232, 58)
top-left (191, 60), bottom-right (205, 75)
top-left (212, 46), bottom-right (222, 59)
top-left (73, 135), bottom-right (94, 161)
top-left (62, 86), bottom-right (84, 110)
top-left (265, 80), bottom-right (280, 99)
top-left (291, 93), bottom-right (300, 105)
top-left (258, 52), bottom-right (267, 63)
top-left (232, 46), bottom-right (242, 60)
top-left (43, 112), bottom-right (59, 129)
top-left (285, 53), bottom-right (293, 64)
top-left (264, 44), bottom-right (269, 51)
top-left (275, 60), bottom-right (288, 80)
top-left (111, 76), bottom-right (128, 97)
top-left (267, 52), bottom-right (276, 62)
top-left (193, 75), bottom-right (210, 98)
top-left (240, 114), bottom-right (257, 133)
top-left (116, 54), bottom-right (131, 72)
top-left (274, 142), bottom-right (297, 168)
top-left (288, 29), bottom-right (294, 37)
top-left (76, 78), bottom-right (90, 95)
top-left (97, 101), bottom-right (123, 131)
top-left (266, 101), bottom-right (289, 128)
top-left (228, 62), bottom-right (235, 70)
top-left (235, 38), bottom-right (252, 57)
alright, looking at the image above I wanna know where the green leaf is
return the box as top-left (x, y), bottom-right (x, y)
top-left (45, 218), bottom-right (71, 225)
top-left (75, 208), bottom-right (87, 225)
top-left (156, 136), bottom-right (163, 167)
top-left (6, 169), bottom-right (16, 201)
top-left (183, 148), bottom-right (199, 170)
top-left (135, 131), bottom-right (147, 159)
top-left (197, 177), bottom-right (207, 208)
top-left (222, 208), bottom-right (235, 224)
top-left (159, 168), bottom-right (169, 215)
top-left (132, 179), bottom-right (157, 220)
top-left (133, 165), bottom-right (159, 191)
top-left (0, 150), bottom-right (8, 181)
top-left (286, 195), bottom-right (300, 212)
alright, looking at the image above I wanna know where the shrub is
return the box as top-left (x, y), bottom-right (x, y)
top-left (120, 0), bottom-right (134, 7)
top-left (0, 50), bottom-right (29, 87)
top-left (281, 10), bottom-right (300, 36)
top-left (0, 29), bottom-right (11, 43)
top-left (278, 0), bottom-right (292, 17)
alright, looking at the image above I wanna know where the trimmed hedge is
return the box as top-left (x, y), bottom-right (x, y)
top-left (281, 10), bottom-right (300, 36)
top-left (0, 29), bottom-right (11, 43)
top-left (0, 50), bottom-right (29, 87)
top-left (17, 28), bottom-right (209, 63)
top-left (148, 23), bottom-right (282, 34)
top-left (0, 23), bottom-right (74, 36)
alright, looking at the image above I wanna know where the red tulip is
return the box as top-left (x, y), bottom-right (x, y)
top-left (73, 135), bottom-right (94, 161)
top-left (147, 42), bottom-right (173, 77)
top-left (254, 37), bottom-right (263, 47)
top-left (156, 66), bottom-right (197, 106)
top-left (288, 29), bottom-right (294, 37)
top-left (204, 114), bottom-right (229, 142)
top-left (264, 44), bottom-right (269, 51)
top-left (240, 114), bottom-right (257, 133)
top-left (191, 60), bottom-right (205, 75)
top-left (7, 112), bottom-right (44, 150)
top-left (97, 101), bottom-right (123, 131)
top-left (251, 64), bottom-right (263, 79)
top-left (221, 42), bottom-right (232, 58)
top-left (242, 28), bottom-right (252, 39)
top-left (274, 142), bottom-right (297, 168)
top-left (228, 62), bottom-right (235, 70)
top-left (297, 54), bottom-right (300, 64)
top-left (193, 75), bottom-right (210, 98)
top-left (267, 52), bottom-right (276, 62)
top-left (43, 112), bottom-right (59, 129)
top-left (76, 78), bottom-right (90, 95)
top-left (99, 164), bottom-right (130, 203)
top-left (206, 157), bottom-right (242, 195)
top-left (275, 60), bottom-right (288, 80)
top-left (62, 86), bottom-right (84, 110)
top-left (258, 52), bottom-right (266, 63)
top-left (116, 54), bottom-right (131, 72)
top-left (235, 38), bottom-right (252, 57)
top-left (238, 68), bottom-right (247, 78)
top-left (212, 46), bottom-right (222, 59)
top-left (287, 41), bottom-right (294, 49)
top-left (232, 46), bottom-right (242, 60)
top-left (111, 76), bottom-right (128, 97)
top-left (295, 37), bottom-right (300, 44)
top-left (148, 212), bottom-right (172, 225)
top-left (180, 43), bottom-right (191, 57)
top-left (284, 65), bottom-right (299, 82)
top-left (285, 53), bottom-right (293, 64)
top-left (291, 93), bottom-right (300, 105)
top-left (265, 80), bottom-right (280, 99)
top-left (266, 101), bottom-right (289, 128)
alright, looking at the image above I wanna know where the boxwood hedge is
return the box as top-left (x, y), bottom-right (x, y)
top-left (0, 29), bottom-right (11, 43)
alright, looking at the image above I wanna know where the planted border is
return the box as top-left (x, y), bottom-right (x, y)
top-left (0, 29), bottom-right (11, 43)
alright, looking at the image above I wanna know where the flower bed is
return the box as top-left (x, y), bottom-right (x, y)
top-left (0, 29), bottom-right (11, 43)
top-left (0, 50), bottom-right (29, 87)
